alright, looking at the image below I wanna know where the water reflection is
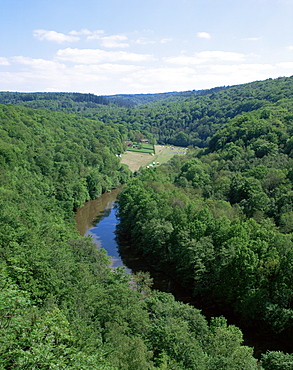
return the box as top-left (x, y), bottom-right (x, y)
top-left (75, 187), bottom-right (290, 357)
top-left (75, 186), bottom-right (130, 270)
top-left (75, 186), bottom-right (122, 236)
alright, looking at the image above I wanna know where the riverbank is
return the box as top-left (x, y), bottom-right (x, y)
top-left (76, 179), bottom-right (293, 361)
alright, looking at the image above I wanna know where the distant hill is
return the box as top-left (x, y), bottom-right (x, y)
top-left (0, 91), bottom-right (119, 111)
top-left (2, 76), bottom-right (293, 367)
top-left (92, 76), bottom-right (293, 148)
top-left (106, 86), bottom-right (226, 106)
top-left (1, 76), bottom-right (293, 149)
top-left (0, 86), bottom-right (227, 112)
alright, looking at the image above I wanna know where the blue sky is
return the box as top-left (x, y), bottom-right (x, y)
top-left (0, 0), bottom-right (292, 95)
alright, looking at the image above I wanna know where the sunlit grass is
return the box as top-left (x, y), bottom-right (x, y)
top-left (120, 145), bottom-right (188, 172)
top-left (126, 142), bottom-right (155, 153)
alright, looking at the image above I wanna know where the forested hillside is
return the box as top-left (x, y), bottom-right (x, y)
top-left (0, 104), bottom-right (261, 369)
top-left (0, 86), bottom-right (225, 112)
top-left (2, 77), bottom-right (293, 149)
top-left (0, 92), bottom-right (129, 112)
top-left (94, 76), bottom-right (293, 148)
top-left (2, 76), bottom-right (293, 368)
top-left (105, 86), bottom-right (226, 107)
top-left (117, 95), bottom-right (293, 367)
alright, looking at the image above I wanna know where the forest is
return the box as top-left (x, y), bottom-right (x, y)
top-left (1, 76), bottom-right (293, 369)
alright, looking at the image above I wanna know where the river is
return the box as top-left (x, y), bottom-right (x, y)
top-left (74, 186), bottom-right (130, 271)
top-left (75, 187), bottom-right (292, 358)
top-left (74, 186), bottom-right (185, 292)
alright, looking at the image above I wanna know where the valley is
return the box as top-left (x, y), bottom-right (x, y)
top-left (1, 76), bottom-right (293, 369)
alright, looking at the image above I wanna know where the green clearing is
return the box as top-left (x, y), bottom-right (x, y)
top-left (120, 145), bottom-right (188, 172)
top-left (126, 142), bottom-right (155, 153)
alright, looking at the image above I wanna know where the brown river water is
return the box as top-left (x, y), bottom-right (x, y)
top-left (75, 187), bottom-right (292, 359)
top-left (74, 186), bottom-right (129, 270)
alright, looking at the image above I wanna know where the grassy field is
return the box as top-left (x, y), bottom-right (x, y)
top-left (120, 145), bottom-right (188, 172)
top-left (126, 142), bottom-right (155, 153)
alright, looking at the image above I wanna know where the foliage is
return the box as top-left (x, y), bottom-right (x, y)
top-left (0, 86), bottom-right (226, 111)
top-left (116, 93), bottom-right (293, 351)
top-left (92, 76), bottom-right (293, 148)
top-left (3, 76), bottom-right (293, 367)
top-left (0, 103), bottom-right (258, 368)
top-left (3, 76), bottom-right (293, 149)
top-left (0, 91), bottom-right (128, 111)
top-left (261, 351), bottom-right (293, 369)
top-left (126, 142), bottom-right (155, 153)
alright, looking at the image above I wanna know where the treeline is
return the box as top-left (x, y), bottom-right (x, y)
top-left (0, 92), bottom-right (110, 104)
top-left (105, 86), bottom-right (226, 107)
top-left (0, 92), bottom-right (131, 112)
top-left (0, 104), bottom-right (261, 368)
top-left (117, 97), bottom-right (293, 367)
top-left (0, 86), bottom-right (226, 113)
top-left (2, 76), bottom-right (293, 368)
top-left (3, 77), bottom-right (293, 149)
top-left (0, 104), bottom-right (131, 213)
top-left (92, 76), bottom-right (293, 148)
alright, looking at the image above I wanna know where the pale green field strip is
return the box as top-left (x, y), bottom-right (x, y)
top-left (120, 145), bottom-right (188, 172)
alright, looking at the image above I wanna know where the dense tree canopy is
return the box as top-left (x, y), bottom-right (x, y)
top-left (2, 75), bottom-right (293, 368)
top-left (0, 103), bottom-right (260, 368)
top-left (2, 76), bottom-right (293, 148)
top-left (91, 76), bottom-right (293, 147)
top-left (117, 81), bottom-right (293, 366)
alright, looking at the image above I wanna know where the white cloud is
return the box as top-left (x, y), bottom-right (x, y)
top-left (0, 57), bottom-right (69, 92)
top-left (119, 66), bottom-right (196, 93)
top-left (1, 36), bottom-right (293, 95)
top-left (73, 63), bottom-right (142, 75)
top-left (242, 37), bottom-right (261, 41)
top-left (208, 63), bottom-right (275, 74)
top-left (287, 45), bottom-right (293, 50)
top-left (33, 29), bottom-right (80, 43)
top-left (12, 56), bottom-right (65, 70)
top-left (100, 35), bottom-right (129, 48)
top-left (199, 51), bottom-right (246, 61)
top-left (0, 58), bottom-right (291, 95)
top-left (0, 72), bottom-right (27, 85)
top-left (134, 37), bottom-right (171, 45)
top-left (68, 30), bottom-right (131, 47)
top-left (133, 67), bottom-right (194, 83)
top-left (276, 62), bottom-right (293, 69)
top-left (0, 57), bottom-right (10, 66)
top-left (69, 29), bottom-right (101, 36)
top-left (55, 48), bottom-right (154, 64)
top-left (165, 50), bottom-right (246, 65)
top-left (196, 32), bottom-right (211, 39)
top-left (135, 38), bottom-right (156, 45)
top-left (164, 55), bottom-right (202, 65)
top-left (160, 38), bottom-right (173, 44)
top-left (86, 30), bottom-right (106, 40)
